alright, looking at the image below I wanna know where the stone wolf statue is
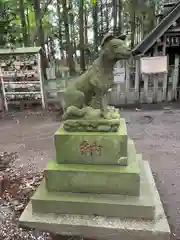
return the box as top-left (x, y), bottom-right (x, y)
top-left (62, 33), bottom-right (131, 121)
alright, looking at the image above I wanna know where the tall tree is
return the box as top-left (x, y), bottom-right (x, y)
top-left (57, 0), bottom-right (65, 59)
top-left (118, 0), bottom-right (122, 34)
top-left (104, 0), bottom-right (110, 33)
top-left (129, 0), bottom-right (136, 48)
top-left (99, 0), bottom-right (104, 38)
top-left (79, 0), bottom-right (86, 72)
top-left (68, 2), bottom-right (77, 59)
top-left (84, 3), bottom-right (90, 65)
top-left (62, 0), bottom-right (76, 76)
top-left (112, 0), bottom-right (118, 35)
top-left (19, 0), bottom-right (28, 46)
top-left (148, 0), bottom-right (156, 32)
top-left (33, 0), bottom-right (44, 48)
top-left (84, 4), bottom-right (88, 47)
top-left (33, 0), bottom-right (48, 79)
top-left (0, 1), bottom-right (8, 46)
top-left (92, 2), bottom-right (98, 57)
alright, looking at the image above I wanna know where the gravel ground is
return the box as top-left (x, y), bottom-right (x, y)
top-left (0, 107), bottom-right (180, 239)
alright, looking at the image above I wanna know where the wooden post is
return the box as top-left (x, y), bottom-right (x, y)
top-left (0, 68), bottom-right (8, 111)
top-left (162, 36), bottom-right (167, 55)
top-left (154, 44), bottom-right (158, 56)
top-left (152, 44), bottom-right (159, 103)
top-left (153, 74), bottom-right (158, 103)
top-left (125, 60), bottom-right (130, 104)
top-left (172, 54), bottom-right (179, 100)
top-left (135, 59), bottom-right (140, 102)
top-left (162, 36), bottom-right (168, 102)
top-left (116, 61), bottom-right (121, 93)
top-left (163, 72), bottom-right (168, 101)
top-left (37, 53), bottom-right (46, 109)
top-left (162, 55), bottom-right (169, 102)
top-left (143, 74), bottom-right (149, 103)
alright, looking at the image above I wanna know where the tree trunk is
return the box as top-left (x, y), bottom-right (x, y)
top-left (33, 0), bottom-right (48, 79)
top-left (79, 0), bottom-right (86, 72)
top-left (26, 8), bottom-right (31, 44)
top-left (68, 2), bottom-right (77, 60)
top-left (92, 2), bottom-right (98, 58)
top-left (130, 1), bottom-right (136, 49)
top-left (105, 0), bottom-right (109, 33)
top-left (130, 13), bottom-right (136, 48)
top-left (149, 1), bottom-right (156, 31)
top-left (33, 0), bottom-right (44, 48)
top-left (84, 4), bottom-right (89, 65)
top-left (84, 5), bottom-right (88, 46)
top-left (100, 0), bottom-right (104, 38)
top-left (19, 0), bottom-right (28, 46)
top-left (57, 0), bottom-right (64, 59)
top-left (118, 0), bottom-right (122, 34)
top-left (112, 0), bottom-right (118, 35)
top-left (62, 0), bottom-right (76, 76)
top-left (71, 21), bottom-right (77, 59)
top-left (49, 37), bottom-right (55, 61)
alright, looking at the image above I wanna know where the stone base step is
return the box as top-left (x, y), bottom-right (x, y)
top-left (44, 140), bottom-right (140, 196)
top-left (19, 161), bottom-right (170, 240)
top-left (31, 156), bottom-right (154, 220)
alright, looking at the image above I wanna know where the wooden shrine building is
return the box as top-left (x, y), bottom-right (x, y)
top-left (132, 0), bottom-right (180, 58)
top-left (132, 0), bottom-right (180, 101)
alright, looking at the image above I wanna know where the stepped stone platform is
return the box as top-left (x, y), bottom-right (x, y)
top-left (19, 117), bottom-right (170, 240)
top-left (20, 161), bottom-right (170, 240)
top-left (29, 157), bottom-right (154, 220)
top-left (44, 140), bottom-right (140, 195)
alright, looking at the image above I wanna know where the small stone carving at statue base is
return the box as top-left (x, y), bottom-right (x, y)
top-left (63, 106), bottom-right (121, 132)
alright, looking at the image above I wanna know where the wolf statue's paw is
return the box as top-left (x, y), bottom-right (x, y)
top-left (102, 107), bottom-right (120, 120)
top-left (83, 107), bottom-right (102, 120)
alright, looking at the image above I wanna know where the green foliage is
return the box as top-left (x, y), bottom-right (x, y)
top-left (0, 0), bottom-right (164, 73)
top-left (0, 0), bottom-right (19, 45)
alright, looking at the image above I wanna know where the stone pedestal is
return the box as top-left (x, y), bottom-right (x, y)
top-left (19, 117), bottom-right (170, 240)
top-left (54, 118), bottom-right (128, 165)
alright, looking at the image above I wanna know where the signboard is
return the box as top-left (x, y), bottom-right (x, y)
top-left (114, 67), bottom-right (125, 83)
top-left (140, 56), bottom-right (168, 74)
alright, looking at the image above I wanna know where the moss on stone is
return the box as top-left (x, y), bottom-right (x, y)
top-left (54, 118), bottom-right (128, 165)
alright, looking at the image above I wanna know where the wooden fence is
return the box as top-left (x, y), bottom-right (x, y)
top-left (46, 58), bottom-right (180, 107)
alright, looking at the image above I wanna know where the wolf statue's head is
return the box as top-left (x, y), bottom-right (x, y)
top-left (100, 33), bottom-right (131, 62)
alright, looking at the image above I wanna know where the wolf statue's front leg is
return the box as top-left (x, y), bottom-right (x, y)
top-left (89, 90), bottom-right (108, 118)
top-left (101, 93), bottom-right (108, 113)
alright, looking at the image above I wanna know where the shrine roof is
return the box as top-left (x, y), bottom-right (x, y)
top-left (132, 0), bottom-right (180, 55)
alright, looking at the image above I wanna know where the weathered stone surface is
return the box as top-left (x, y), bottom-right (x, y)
top-left (63, 119), bottom-right (120, 132)
top-left (19, 161), bottom-right (170, 240)
top-left (44, 141), bottom-right (140, 196)
top-left (63, 107), bottom-right (121, 132)
top-left (54, 118), bottom-right (127, 165)
top-left (31, 155), bottom-right (155, 220)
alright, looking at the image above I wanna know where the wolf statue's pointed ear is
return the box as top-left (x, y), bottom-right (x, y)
top-left (117, 34), bottom-right (126, 41)
top-left (101, 33), bottom-right (114, 47)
